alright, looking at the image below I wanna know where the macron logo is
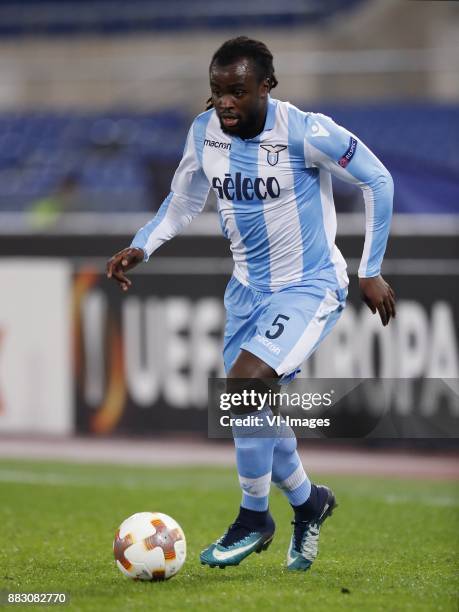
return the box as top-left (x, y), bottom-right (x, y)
top-left (255, 334), bottom-right (281, 355)
top-left (204, 139), bottom-right (231, 150)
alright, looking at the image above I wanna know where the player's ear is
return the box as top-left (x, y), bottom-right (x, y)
top-left (260, 78), bottom-right (270, 96)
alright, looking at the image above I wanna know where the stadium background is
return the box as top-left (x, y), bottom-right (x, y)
top-left (0, 1), bottom-right (458, 610)
top-left (0, 0), bottom-right (457, 439)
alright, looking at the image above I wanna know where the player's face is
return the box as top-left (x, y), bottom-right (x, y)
top-left (209, 58), bottom-right (270, 139)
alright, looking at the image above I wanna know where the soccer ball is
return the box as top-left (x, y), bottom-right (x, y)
top-left (113, 512), bottom-right (186, 581)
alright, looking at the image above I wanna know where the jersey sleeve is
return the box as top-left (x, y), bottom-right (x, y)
top-left (130, 119), bottom-right (210, 261)
top-left (304, 112), bottom-right (394, 278)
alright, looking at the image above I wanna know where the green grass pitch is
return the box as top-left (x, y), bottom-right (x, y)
top-left (0, 459), bottom-right (458, 611)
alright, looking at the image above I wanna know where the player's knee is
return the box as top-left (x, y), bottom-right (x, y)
top-left (226, 351), bottom-right (279, 415)
top-left (226, 379), bottom-right (276, 415)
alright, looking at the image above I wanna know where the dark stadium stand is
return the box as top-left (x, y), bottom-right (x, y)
top-left (319, 104), bottom-right (459, 214)
top-left (0, 0), bottom-right (365, 36)
top-left (0, 104), bottom-right (457, 214)
top-left (0, 110), bottom-right (188, 212)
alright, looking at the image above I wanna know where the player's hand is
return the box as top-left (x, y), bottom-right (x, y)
top-left (106, 247), bottom-right (144, 292)
top-left (359, 275), bottom-right (396, 326)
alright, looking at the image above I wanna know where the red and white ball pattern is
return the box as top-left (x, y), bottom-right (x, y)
top-left (114, 512), bottom-right (186, 581)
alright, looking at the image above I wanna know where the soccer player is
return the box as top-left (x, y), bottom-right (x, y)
top-left (107, 37), bottom-right (396, 572)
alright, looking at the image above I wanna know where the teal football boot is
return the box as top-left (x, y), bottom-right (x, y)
top-left (287, 485), bottom-right (337, 571)
top-left (200, 513), bottom-right (275, 568)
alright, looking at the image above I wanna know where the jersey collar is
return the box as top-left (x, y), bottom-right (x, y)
top-left (236, 96), bottom-right (277, 142)
top-left (224, 96), bottom-right (277, 142)
top-left (264, 96), bottom-right (277, 132)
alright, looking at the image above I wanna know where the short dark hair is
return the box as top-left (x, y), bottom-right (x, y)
top-left (206, 36), bottom-right (278, 109)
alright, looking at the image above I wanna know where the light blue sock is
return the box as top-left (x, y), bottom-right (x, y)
top-left (232, 408), bottom-right (277, 512)
top-left (271, 423), bottom-right (311, 506)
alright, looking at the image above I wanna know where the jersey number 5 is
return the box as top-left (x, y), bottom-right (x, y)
top-left (266, 314), bottom-right (290, 340)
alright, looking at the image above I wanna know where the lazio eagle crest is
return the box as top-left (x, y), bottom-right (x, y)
top-left (260, 144), bottom-right (287, 166)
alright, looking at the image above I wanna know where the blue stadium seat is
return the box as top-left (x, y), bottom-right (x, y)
top-left (0, 1), bottom-right (367, 36)
top-left (0, 105), bottom-right (457, 214)
top-left (0, 110), bottom-right (186, 212)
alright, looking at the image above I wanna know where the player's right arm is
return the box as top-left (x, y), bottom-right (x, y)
top-left (106, 117), bottom-right (210, 291)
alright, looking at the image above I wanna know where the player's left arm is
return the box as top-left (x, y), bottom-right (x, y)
top-left (305, 113), bottom-right (396, 326)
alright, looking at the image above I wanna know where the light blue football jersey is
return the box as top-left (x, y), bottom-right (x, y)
top-left (131, 97), bottom-right (393, 291)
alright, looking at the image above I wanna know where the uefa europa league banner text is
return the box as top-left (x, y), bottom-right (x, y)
top-left (66, 232), bottom-right (459, 437)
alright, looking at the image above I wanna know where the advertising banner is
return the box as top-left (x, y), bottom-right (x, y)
top-left (0, 259), bottom-right (73, 434)
top-left (73, 252), bottom-right (458, 437)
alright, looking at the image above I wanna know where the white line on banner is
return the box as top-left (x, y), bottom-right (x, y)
top-left (1, 213), bottom-right (458, 236)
